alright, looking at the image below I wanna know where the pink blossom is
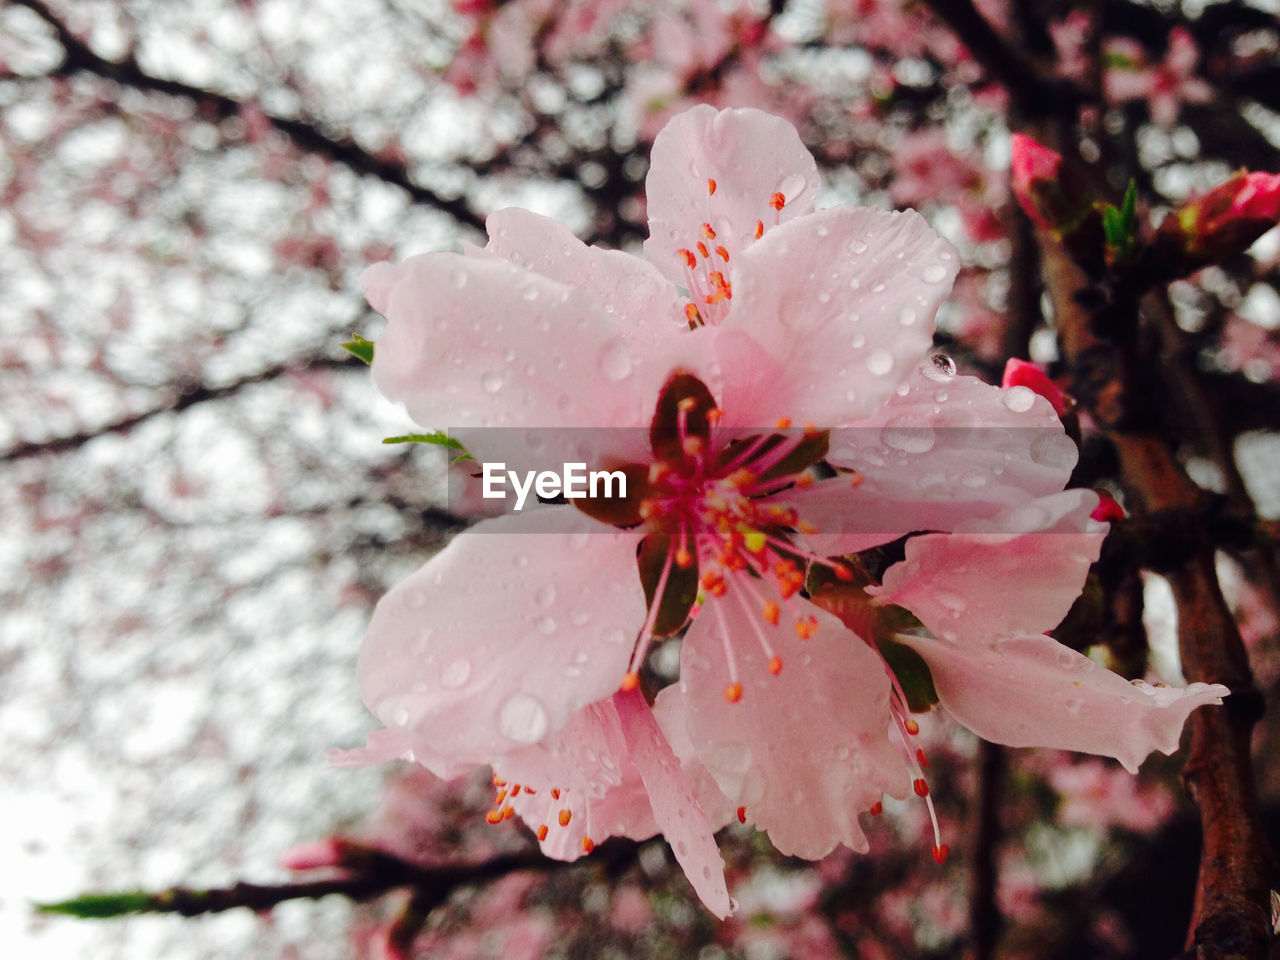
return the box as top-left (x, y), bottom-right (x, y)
top-left (342, 105), bottom-right (1227, 910)
top-left (1104, 28), bottom-right (1212, 127)
top-left (1168, 171), bottom-right (1280, 260)
top-left (1010, 134), bottom-right (1064, 231)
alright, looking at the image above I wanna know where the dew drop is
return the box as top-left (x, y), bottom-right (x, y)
top-left (1065, 697), bottom-right (1083, 715)
top-left (514, 554), bottom-right (529, 568)
top-left (961, 472), bottom-right (988, 488)
top-left (394, 704), bottom-right (410, 726)
top-left (921, 354), bottom-right (955, 381)
top-left (536, 617), bottom-right (556, 635)
top-left (499, 693), bottom-right (549, 743)
top-left (440, 659), bottom-right (471, 689)
top-left (521, 285), bottom-right (539, 302)
top-left (599, 339), bottom-right (633, 382)
top-left (871, 282), bottom-right (886, 293)
top-left (1030, 432), bottom-right (1078, 471)
top-left (922, 263), bottom-right (949, 283)
top-left (1002, 385), bottom-right (1037, 412)
top-left (866, 350), bottom-right (894, 376)
top-left (848, 239), bottom-right (868, 255)
top-left (569, 610), bottom-right (590, 627)
top-left (881, 422), bottom-right (936, 453)
top-left (535, 584), bottom-right (556, 607)
top-left (481, 370), bottom-right (504, 393)
top-left (850, 333), bottom-right (866, 349)
top-left (450, 268), bottom-right (468, 289)
top-left (898, 307), bottom-right (918, 326)
top-left (776, 173), bottom-right (806, 202)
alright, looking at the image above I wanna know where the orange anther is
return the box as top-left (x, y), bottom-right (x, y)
top-left (754, 219), bottom-right (764, 238)
top-left (501, 805), bottom-right (515, 820)
top-left (701, 222), bottom-right (717, 240)
top-left (849, 471), bottom-right (866, 488)
top-left (495, 789), bottom-right (508, 804)
top-left (725, 682), bottom-right (743, 703)
top-left (493, 775), bottom-right (507, 787)
top-left (675, 547), bottom-right (694, 569)
top-left (715, 245), bottom-right (730, 261)
top-left (803, 423), bottom-right (818, 436)
top-left (775, 417), bottom-right (792, 429)
top-left (869, 801), bottom-right (883, 816)
top-left (768, 656), bottom-right (783, 675)
top-left (581, 837), bottom-right (595, 854)
top-left (486, 809), bottom-right (504, 824)
top-left (620, 672), bottom-right (640, 692)
top-left (762, 601), bottom-right (781, 626)
top-left (685, 302), bottom-right (701, 325)
top-left (795, 473), bottom-right (814, 489)
top-left (904, 719), bottom-right (920, 736)
top-left (696, 241), bottom-right (710, 259)
top-left (916, 748), bottom-right (929, 768)
top-left (798, 520), bottom-right (818, 534)
top-left (706, 407), bottom-right (723, 423)
top-left (536, 825), bottom-right (549, 842)
top-left (679, 248), bottom-right (696, 269)
top-left (510, 784), bottom-right (521, 796)
top-left (737, 806), bottom-right (747, 824)
top-left (833, 564), bottom-right (854, 582)
top-left (770, 192), bottom-right (786, 210)
top-left (551, 788), bottom-right (561, 800)
top-left (682, 436), bottom-right (704, 456)
top-left (677, 396), bottom-right (698, 412)
top-left (933, 844), bottom-right (950, 864)
top-left (559, 809), bottom-right (572, 826)
top-left (707, 178), bottom-right (717, 195)
top-left (913, 778), bottom-right (930, 798)
top-left (795, 616), bottom-right (818, 639)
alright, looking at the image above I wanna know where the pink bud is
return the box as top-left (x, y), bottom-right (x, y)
top-left (1001, 358), bottom-right (1068, 417)
top-left (1010, 134), bottom-right (1064, 230)
top-left (1174, 171), bottom-right (1280, 257)
top-left (1090, 491), bottom-right (1125, 523)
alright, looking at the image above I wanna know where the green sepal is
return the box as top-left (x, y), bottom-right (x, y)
top-left (637, 533), bottom-right (699, 637)
top-left (341, 334), bottom-right (375, 365)
top-left (875, 634), bottom-right (940, 713)
top-left (36, 890), bottom-right (153, 918)
top-left (650, 371), bottom-right (718, 464)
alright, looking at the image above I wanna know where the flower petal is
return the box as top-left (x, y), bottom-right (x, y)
top-left (664, 602), bottom-right (905, 859)
top-left (895, 632), bottom-right (1229, 773)
top-left (365, 253), bottom-right (664, 473)
top-left (725, 207), bottom-right (959, 427)
top-left (615, 687), bottom-right (732, 918)
top-left (876, 489), bottom-right (1107, 642)
top-left (356, 510), bottom-right (645, 775)
top-left (483, 207), bottom-right (687, 349)
top-left (644, 105), bottom-right (820, 286)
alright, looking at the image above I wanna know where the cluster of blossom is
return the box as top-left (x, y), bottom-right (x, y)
top-left (337, 106), bottom-right (1228, 914)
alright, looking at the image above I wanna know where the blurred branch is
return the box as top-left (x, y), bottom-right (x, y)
top-left (968, 741), bottom-right (1005, 960)
top-left (10, 0), bottom-right (487, 234)
top-left (1, 355), bottom-right (358, 462)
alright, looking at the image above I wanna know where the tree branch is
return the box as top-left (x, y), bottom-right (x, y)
top-left (10, 0), bottom-right (486, 234)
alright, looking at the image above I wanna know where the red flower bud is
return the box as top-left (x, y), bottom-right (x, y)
top-left (1001, 358), bottom-right (1068, 417)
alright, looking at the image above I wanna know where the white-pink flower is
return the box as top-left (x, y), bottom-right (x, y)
top-left (341, 105), bottom-right (1227, 911)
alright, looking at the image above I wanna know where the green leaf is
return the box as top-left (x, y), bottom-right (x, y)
top-left (382, 431), bottom-right (464, 449)
top-left (341, 334), bottom-right (375, 365)
top-left (36, 891), bottom-right (153, 918)
top-left (1101, 180), bottom-right (1139, 260)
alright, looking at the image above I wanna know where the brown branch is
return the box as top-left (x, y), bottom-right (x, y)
top-left (968, 740), bottom-right (1005, 960)
top-left (1, 355), bottom-right (358, 463)
top-left (10, 0), bottom-right (486, 234)
top-left (1042, 235), bottom-right (1275, 960)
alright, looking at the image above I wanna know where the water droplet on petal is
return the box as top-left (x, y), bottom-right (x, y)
top-left (535, 584), bottom-right (556, 607)
top-left (394, 704), bottom-right (410, 726)
top-left (898, 307), bottom-right (918, 326)
top-left (922, 354), bottom-right (956, 381)
top-left (866, 350), bottom-right (894, 376)
top-left (599, 339), bottom-right (633, 382)
top-left (481, 370), bottom-right (504, 393)
top-left (848, 239), bottom-right (868, 255)
top-left (499, 693), bottom-right (549, 744)
top-left (775, 173), bottom-right (806, 202)
top-left (923, 264), bottom-right (949, 283)
top-left (1030, 433), bottom-right (1078, 471)
top-left (514, 554), bottom-right (529, 568)
top-left (440, 659), bottom-right (471, 689)
top-left (450, 268), bottom-right (468, 289)
top-left (1002, 385), bottom-right (1037, 412)
top-left (522, 286), bottom-right (539, 302)
top-left (536, 617), bottom-right (556, 635)
top-left (881, 421), bottom-right (936, 453)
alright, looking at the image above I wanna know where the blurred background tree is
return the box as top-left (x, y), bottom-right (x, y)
top-left (4, 0), bottom-right (1280, 957)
